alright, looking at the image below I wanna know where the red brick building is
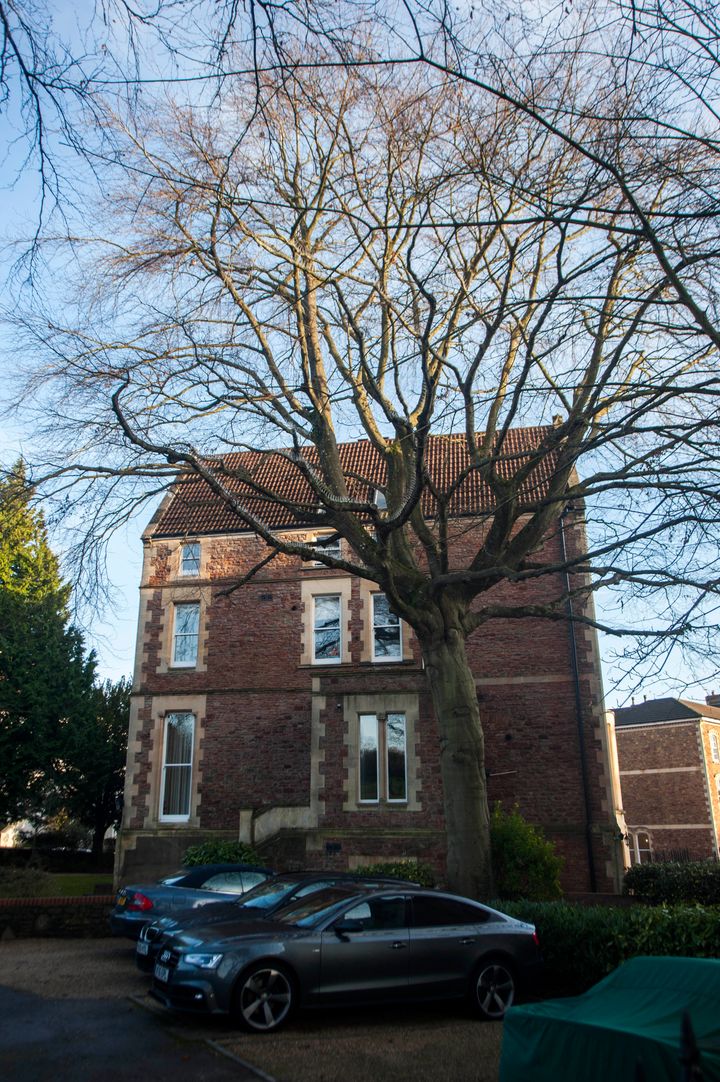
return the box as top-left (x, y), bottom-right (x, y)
top-left (613, 697), bottom-right (720, 863)
top-left (116, 431), bottom-right (623, 893)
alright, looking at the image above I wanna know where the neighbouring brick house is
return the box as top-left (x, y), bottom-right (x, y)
top-left (613, 697), bottom-right (720, 863)
top-left (116, 429), bottom-right (624, 893)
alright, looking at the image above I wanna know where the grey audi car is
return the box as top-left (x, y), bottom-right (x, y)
top-left (150, 886), bottom-right (541, 1031)
top-left (136, 871), bottom-right (419, 973)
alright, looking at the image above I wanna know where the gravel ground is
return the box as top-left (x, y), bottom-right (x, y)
top-left (0, 938), bottom-right (504, 1082)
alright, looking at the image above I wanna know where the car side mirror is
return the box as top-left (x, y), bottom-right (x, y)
top-left (333, 918), bottom-right (363, 938)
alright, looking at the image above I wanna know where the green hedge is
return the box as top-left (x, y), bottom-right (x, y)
top-left (352, 860), bottom-right (437, 887)
top-left (490, 804), bottom-right (563, 901)
top-left (500, 900), bottom-right (720, 995)
top-left (0, 867), bottom-right (55, 898)
top-left (182, 840), bottom-right (263, 867)
top-left (623, 861), bottom-right (720, 905)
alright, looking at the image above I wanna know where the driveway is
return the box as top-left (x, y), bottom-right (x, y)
top-left (0, 938), bottom-right (503, 1082)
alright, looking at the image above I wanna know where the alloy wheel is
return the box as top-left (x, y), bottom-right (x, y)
top-left (475, 962), bottom-right (515, 1020)
top-left (238, 966), bottom-right (293, 1032)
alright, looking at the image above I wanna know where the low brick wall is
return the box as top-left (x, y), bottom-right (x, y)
top-left (0, 896), bottom-right (115, 939)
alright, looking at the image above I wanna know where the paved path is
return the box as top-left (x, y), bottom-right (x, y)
top-left (0, 985), bottom-right (264, 1082)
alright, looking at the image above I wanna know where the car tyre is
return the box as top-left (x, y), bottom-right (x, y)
top-left (232, 962), bottom-right (295, 1033)
top-left (471, 958), bottom-right (516, 1021)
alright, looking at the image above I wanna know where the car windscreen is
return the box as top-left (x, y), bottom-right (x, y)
top-left (275, 889), bottom-right (360, 928)
top-left (239, 876), bottom-right (304, 910)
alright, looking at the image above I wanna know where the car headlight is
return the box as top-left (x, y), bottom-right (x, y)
top-left (184, 952), bottom-right (224, 969)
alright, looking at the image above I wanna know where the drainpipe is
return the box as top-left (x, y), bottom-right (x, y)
top-left (559, 505), bottom-right (597, 892)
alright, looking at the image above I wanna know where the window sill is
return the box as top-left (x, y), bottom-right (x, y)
top-left (357, 801), bottom-right (409, 808)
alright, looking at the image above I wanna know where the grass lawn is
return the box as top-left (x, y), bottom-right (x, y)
top-left (49, 873), bottom-right (115, 897)
top-left (0, 870), bottom-right (114, 898)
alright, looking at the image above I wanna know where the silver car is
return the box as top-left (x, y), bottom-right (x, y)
top-left (150, 886), bottom-right (541, 1031)
top-left (109, 863), bottom-right (272, 939)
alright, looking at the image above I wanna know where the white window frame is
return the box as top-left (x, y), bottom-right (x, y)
top-left (172, 602), bottom-right (200, 667)
top-left (312, 594), bottom-right (342, 664)
top-left (710, 730), bottom-right (720, 764)
top-left (311, 534), bottom-right (342, 563)
top-left (630, 829), bottom-right (653, 865)
top-left (358, 712), bottom-right (407, 804)
top-left (371, 593), bottom-right (402, 662)
top-left (385, 712), bottom-right (408, 803)
top-left (180, 541), bottom-right (201, 576)
top-left (374, 488), bottom-right (387, 510)
top-left (359, 713), bottom-right (380, 803)
top-left (159, 712), bottom-right (195, 822)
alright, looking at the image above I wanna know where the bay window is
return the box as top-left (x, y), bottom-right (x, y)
top-left (372, 593), bottom-right (402, 661)
top-left (313, 595), bottom-right (341, 662)
top-left (359, 712), bottom-right (407, 803)
top-left (172, 602), bottom-right (200, 666)
top-left (180, 541), bottom-right (200, 576)
top-left (160, 712), bottom-right (194, 820)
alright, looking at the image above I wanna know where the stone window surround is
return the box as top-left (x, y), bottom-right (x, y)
top-left (358, 711), bottom-right (408, 804)
top-left (157, 585), bottom-right (212, 674)
top-left (159, 711), bottom-right (196, 822)
top-left (709, 728), bottom-right (720, 765)
top-left (343, 692), bottom-right (421, 812)
top-left (370, 593), bottom-right (403, 663)
top-left (300, 577), bottom-right (352, 665)
top-left (309, 531), bottom-right (342, 564)
top-left (628, 827), bottom-right (653, 865)
top-left (357, 581), bottom-right (413, 664)
top-left (124, 693), bottom-right (207, 831)
top-left (171, 601), bottom-right (201, 668)
top-left (179, 540), bottom-right (202, 577)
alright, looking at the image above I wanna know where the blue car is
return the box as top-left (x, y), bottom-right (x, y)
top-left (110, 863), bottom-right (273, 939)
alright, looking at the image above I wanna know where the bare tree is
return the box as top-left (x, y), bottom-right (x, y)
top-left (12, 56), bottom-right (720, 894)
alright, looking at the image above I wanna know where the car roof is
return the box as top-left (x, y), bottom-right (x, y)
top-left (262, 871), bottom-right (419, 885)
top-left (171, 863), bottom-right (271, 881)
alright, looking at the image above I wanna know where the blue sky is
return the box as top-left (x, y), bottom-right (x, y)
top-left (1, 2), bottom-right (717, 704)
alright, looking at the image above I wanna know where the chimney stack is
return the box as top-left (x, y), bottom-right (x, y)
top-left (706, 691), bottom-right (720, 707)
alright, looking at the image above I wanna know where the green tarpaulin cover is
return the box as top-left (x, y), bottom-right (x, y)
top-left (499, 956), bottom-right (720, 1082)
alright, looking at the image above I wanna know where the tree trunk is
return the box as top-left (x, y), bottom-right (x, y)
top-left (420, 621), bottom-right (493, 900)
top-left (91, 817), bottom-right (106, 866)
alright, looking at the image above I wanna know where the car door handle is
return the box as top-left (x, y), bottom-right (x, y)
top-left (390, 941), bottom-right (407, 949)
top-left (459, 938), bottom-right (476, 945)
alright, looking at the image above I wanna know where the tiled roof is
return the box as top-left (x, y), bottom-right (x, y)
top-left (614, 697), bottom-right (720, 726)
top-left (150, 427), bottom-right (560, 538)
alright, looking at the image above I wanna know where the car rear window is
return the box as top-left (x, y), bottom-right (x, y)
top-left (240, 876), bottom-right (305, 909)
top-left (411, 895), bottom-right (490, 927)
top-left (275, 888), bottom-right (359, 928)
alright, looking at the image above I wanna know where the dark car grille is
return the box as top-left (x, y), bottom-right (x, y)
top-left (143, 924), bottom-right (165, 944)
top-left (157, 948), bottom-right (181, 970)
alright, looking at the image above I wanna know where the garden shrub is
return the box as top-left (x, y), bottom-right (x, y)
top-left (490, 803), bottom-right (563, 901)
top-left (352, 860), bottom-right (437, 887)
top-left (0, 867), bottom-right (55, 898)
top-left (623, 861), bottom-right (720, 905)
top-left (182, 840), bottom-right (263, 867)
top-left (500, 899), bottom-right (720, 995)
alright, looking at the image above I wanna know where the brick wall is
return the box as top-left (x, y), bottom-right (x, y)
top-left (117, 512), bottom-right (620, 894)
top-left (0, 896), bottom-right (114, 938)
top-left (617, 721), bottom-right (718, 861)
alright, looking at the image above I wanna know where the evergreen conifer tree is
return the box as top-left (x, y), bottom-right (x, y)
top-left (0, 461), bottom-right (96, 825)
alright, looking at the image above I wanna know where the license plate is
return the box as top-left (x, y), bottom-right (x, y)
top-left (137, 941), bottom-right (149, 956)
top-left (117, 896), bottom-right (127, 907)
top-left (154, 964), bottom-right (170, 982)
